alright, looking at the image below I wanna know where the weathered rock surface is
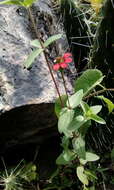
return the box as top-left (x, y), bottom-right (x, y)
top-left (0, 0), bottom-right (73, 152)
top-left (0, 0), bottom-right (72, 112)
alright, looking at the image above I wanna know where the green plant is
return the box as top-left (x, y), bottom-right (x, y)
top-left (0, 0), bottom-right (114, 189)
top-left (54, 68), bottom-right (112, 189)
top-left (0, 159), bottom-right (38, 190)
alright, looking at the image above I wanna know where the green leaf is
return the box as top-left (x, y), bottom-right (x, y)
top-left (90, 105), bottom-right (102, 114)
top-left (80, 101), bottom-right (90, 113)
top-left (58, 108), bottom-right (74, 137)
top-left (75, 69), bottom-right (104, 96)
top-left (0, 0), bottom-right (23, 5)
top-left (68, 115), bottom-right (86, 132)
top-left (79, 120), bottom-right (91, 137)
top-left (73, 136), bottom-right (86, 159)
top-left (56, 153), bottom-right (70, 165)
top-left (85, 152), bottom-right (99, 162)
top-left (63, 150), bottom-right (75, 162)
top-left (80, 152), bottom-right (99, 165)
top-left (44, 34), bottom-right (62, 48)
top-left (0, 0), bottom-right (37, 7)
top-left (23, 0), bottom-right (36, 7)
top-left (85, 170), bottom-right (97, 180)
top-left (61, 136), bottom-right (70, 150)
top-left (55, 95), bottom-right (67, 117)
top-left (24, 48), bottom-right (43, 68)
top-left (67, 90), bottom-right (83, 108)
top-left (85, 105), bottom-right (102, 116)
top-left (77, 166), bottom-right (89, 185)
top-left (30, 39), bottom-right (41, 48)
top-left (88, 114), bottom-right (106, 124)
top-left (97, 95), bottom-right (114, 113)
top-left (56, 150), bottom-right (75, 165)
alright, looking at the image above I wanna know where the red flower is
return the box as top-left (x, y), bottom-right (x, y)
top-left (63, 53), bottom-right (72, 58)
top-left (60, 62), bottom-right (68, 68)
top-left (53, 53), bottom-right (72, 71)
top-left (53, 64), bottom-right (60, 71)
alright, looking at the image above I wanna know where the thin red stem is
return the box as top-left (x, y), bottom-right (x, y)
top-left (61, 71), bottom-right (71, 108)
top-left (27, 7), bottom-right (63, 107)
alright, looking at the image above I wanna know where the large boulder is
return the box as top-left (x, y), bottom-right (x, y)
top-left (0, 0), bottom-right (73, 150)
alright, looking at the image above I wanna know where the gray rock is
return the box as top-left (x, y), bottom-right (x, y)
top-left (0, 1), bottom-right (73, 112)
top-left (0, 1), bottom-right (73, 150)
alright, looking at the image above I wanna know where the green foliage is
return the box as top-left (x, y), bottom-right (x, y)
top-left (55, 95), bottom-right (67, 117)
top-left (80, 152), bottom-right (100, 165)
top-left (24, 48), bottom-right (43, 68)
top-left (0, 0), bottom-right (23, 6)
top-left (0, 0), bottom-right (111, 188)
top-left (66, 89), bottom-right (83, 108)
top-left (19, 162), bottom-right (38, 182)
top-left (75, 69), bottom-right (104, 96)
top-left (44, 34), bottom-right (62, 48)
top-left (97, 95), bottom-right (114, 113)
top-left (80, 101), bottom-right (106, 124)
top-left (87, 113), bottom-right (106, 124)
top-left (68, 115), bottom-right (86, 132)
top-left (89, 105), bottom-right (102, 114)
top-left (22, 0), bottom-right (37, 7)
top-left (76, 166), bottom-right (89, 186)
top-left (24, 34), bottom-right (62, 68)
top-left (30, 39), bottom-right (41, 48)
top-left (58, 108), bottom-right (74, 137)
top-left (0, 0), bottom-right (37, 7)
top-left (73, 136), bottom-right (86, 159)
top-left (56, 150), bottom-right (75, 165)
top-left (56, 69), bottom-right (105, 189)
top-left (0, 161), bottom-right (38, 190)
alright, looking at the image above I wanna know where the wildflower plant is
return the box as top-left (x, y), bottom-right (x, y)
top-left (0, 0), bottom-right (114, 190)
top-left (53, 53), bottom-right (72, 71)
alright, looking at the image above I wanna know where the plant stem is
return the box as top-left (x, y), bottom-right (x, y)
top-left (61, 70), bottom-right (71, 107)
top-left (27, 7), bottom-right (63, 107)
top-left (84, 88), bottom-right (114, 100)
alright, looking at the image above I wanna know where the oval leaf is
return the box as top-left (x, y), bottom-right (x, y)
top-left (88, 114), bottom-right (106, 124)
top-left (24, 48), bottom-right (43, 68)
top-left (75, 69), bottom-right (104, 96)
top-left (67, 89), bottom-right (83, 108)
top-left (90, 105), bottom-right (102, 114)
top-left (44, 34), bottom-right (62, 48)
top-left (77, 166), bottom-right (89, 185)
top-left (80, 152), bottom-right (99, 165)
top-left (0, 0), bottom-right (22, 5)
top-left (68, 115), bottom-right (86, 131)
top-left (97, 95), bottom-right (114, 113)
top-left (58, 108), bottom-right (74, 135)
top-left (72, 136), bottom-right (86, 159)
top-left (86, 152), bottom-right (99, 162)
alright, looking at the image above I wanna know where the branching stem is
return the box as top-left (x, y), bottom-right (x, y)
top-left (84, 88), bottom-right (114, 100)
